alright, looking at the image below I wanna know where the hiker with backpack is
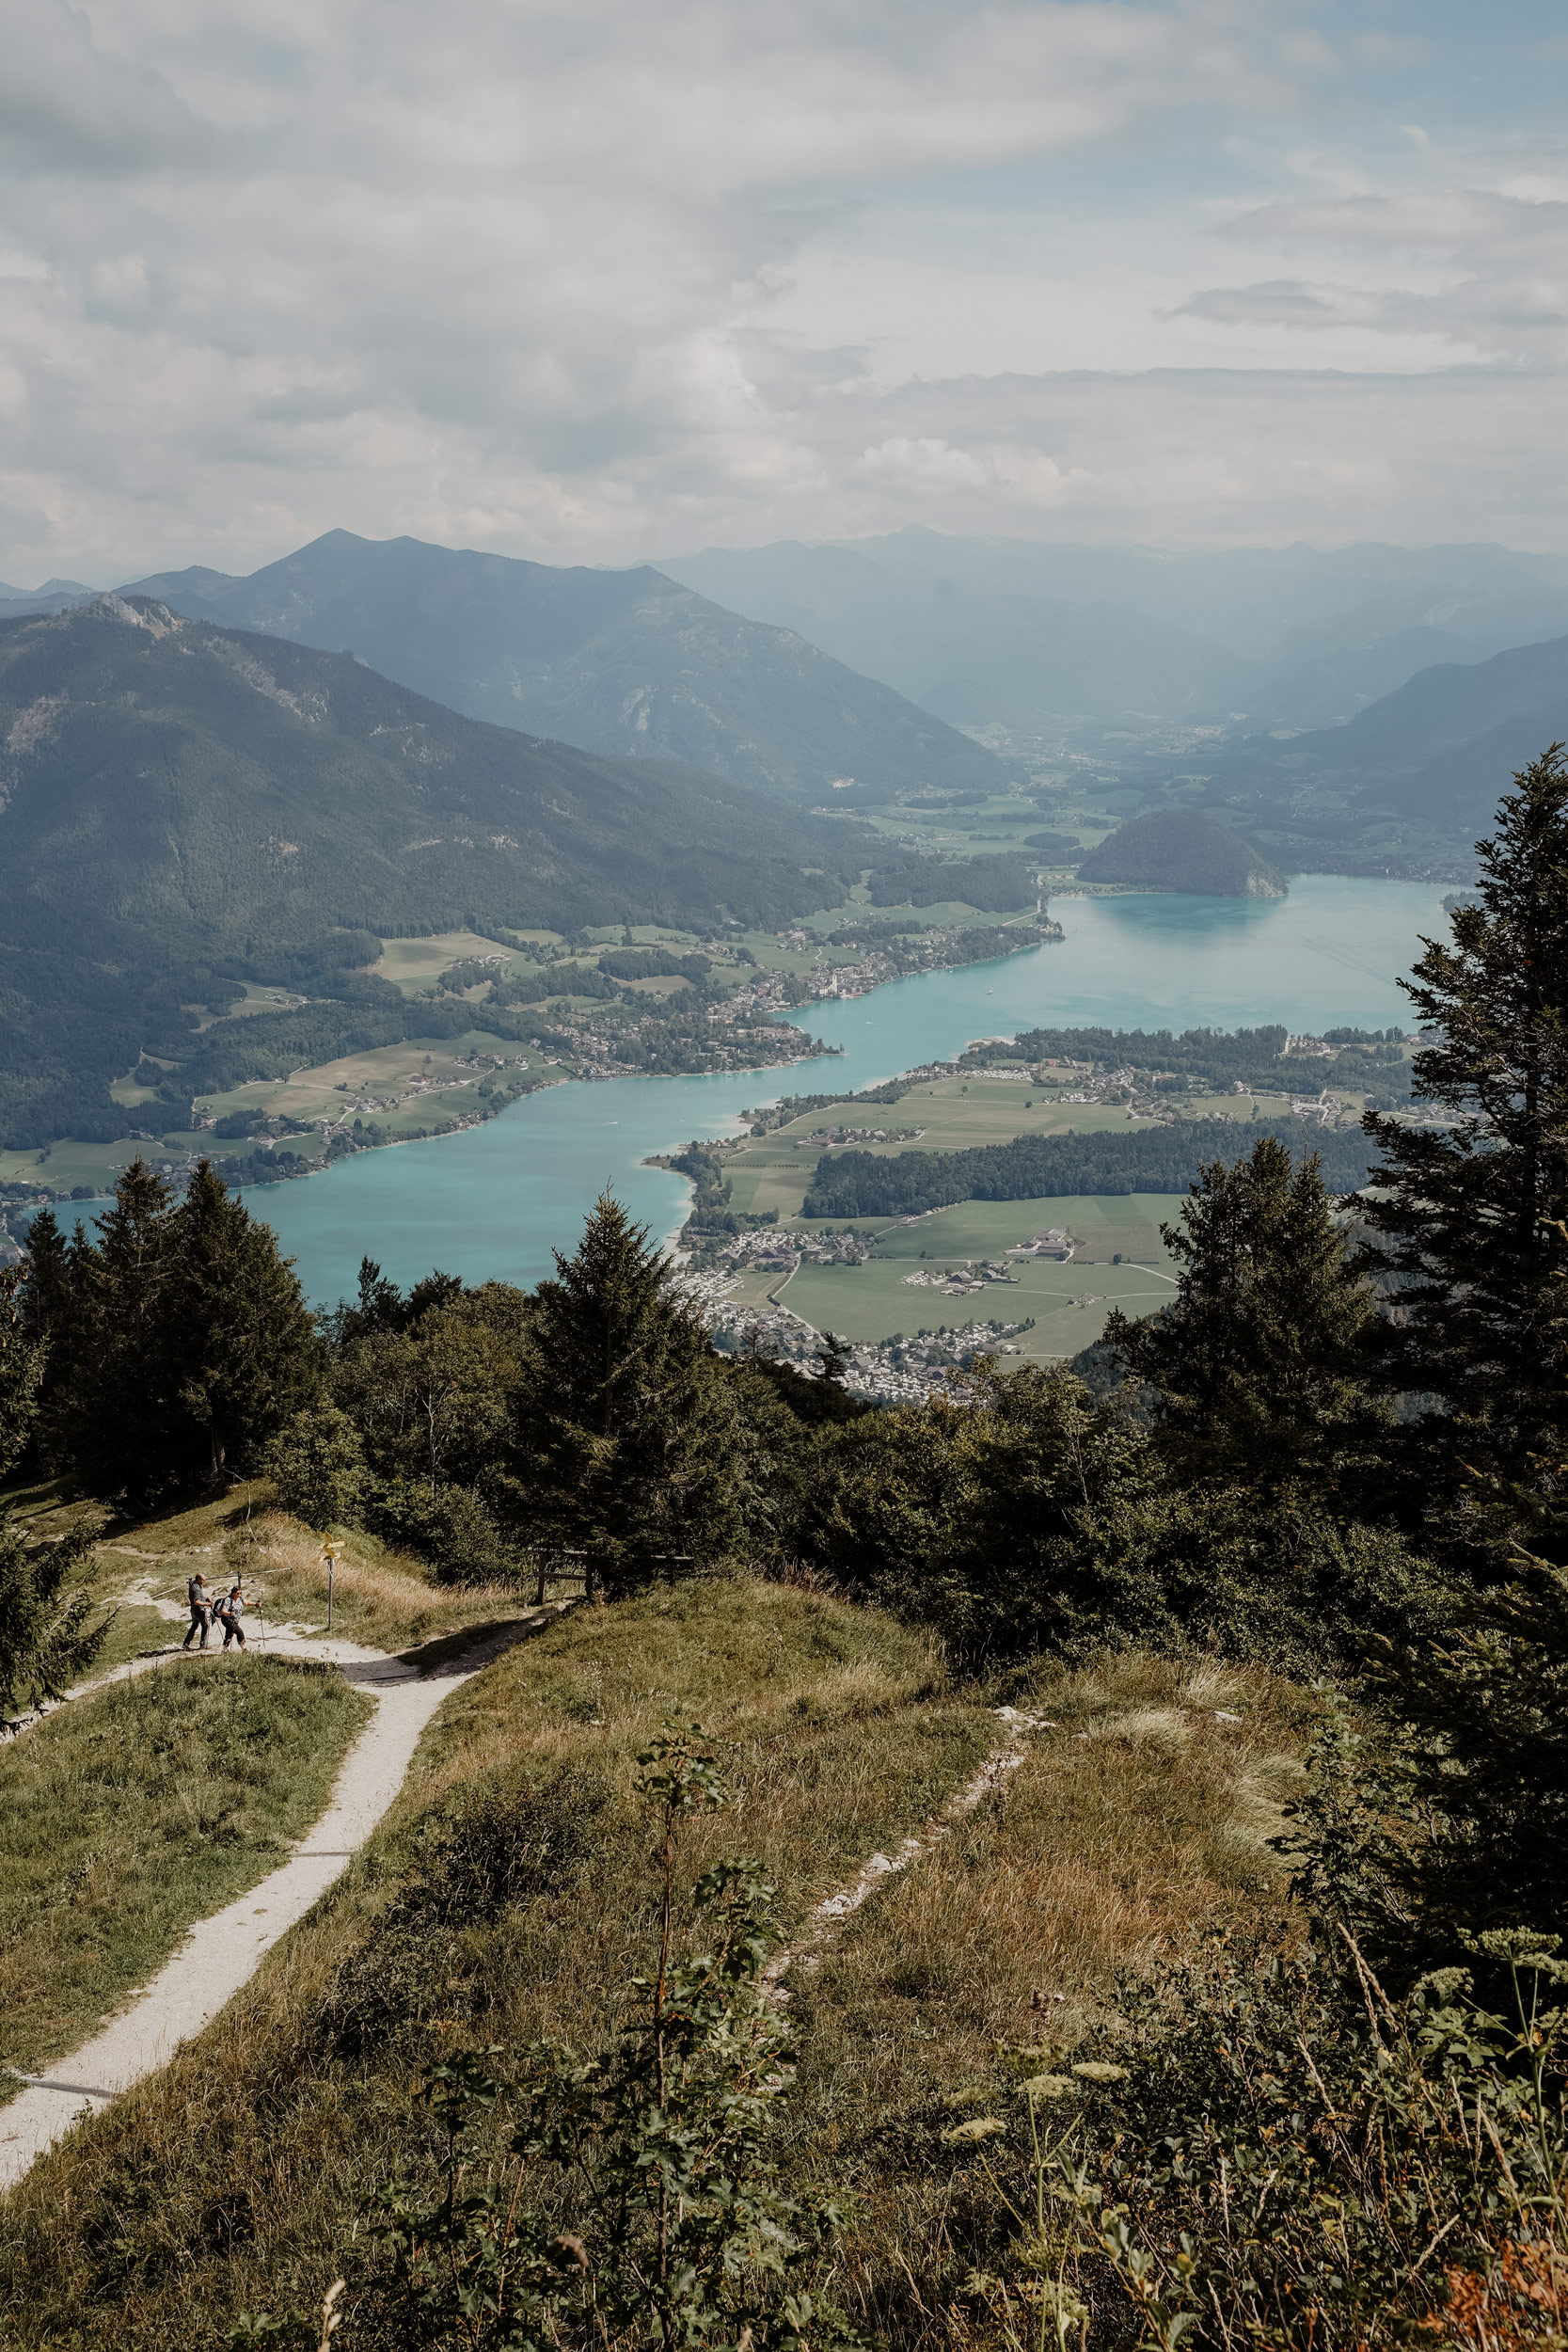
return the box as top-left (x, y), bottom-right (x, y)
top-left (215, 1584), bottom-right (247, 1650)
top-left (182, 1572), bottom-right (214, 1650)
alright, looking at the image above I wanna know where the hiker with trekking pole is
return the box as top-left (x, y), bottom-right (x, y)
top-left (214, 1583), bottom-right (247, 1650)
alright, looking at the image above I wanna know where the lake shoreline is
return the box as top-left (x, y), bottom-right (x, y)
top-left (25, 878), bottom-right (1449, 1306)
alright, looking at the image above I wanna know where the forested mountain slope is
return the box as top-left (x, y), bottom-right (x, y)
top-left (121, 531), bottom-right (1005, 804)
top-left (0, 596), bottom-right (859, 1145)
top-left (1077, 808), bottom-right (1286, 896)
top-left (1180, 630), bottom-right (1568, 872)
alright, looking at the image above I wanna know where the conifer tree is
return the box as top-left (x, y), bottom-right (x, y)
top-left (32, 1159), bottom-right (319, 1502)
top-left (0, 1265), bottom-right (45, 1483)
top-left (1361, 747), bottom-right (1568, 1495)
top-left (519, 1193), bottom-right (744, 1593)
top-left (57, 1160), bottom-right (182, 1502)
top-left (1357, 1237), bottom-right (1568, 1959)
top-left (0, 1263), bottom-right (110, 1714)
top-left (168, 1162), bottom-right (321, 1486)
top-left (16, 1207), bottom-right (71, 1415)
top-left (1102, 1134), bottom-right (1380, 1492)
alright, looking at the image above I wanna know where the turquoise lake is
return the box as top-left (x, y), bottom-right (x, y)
top-left (238, 876), bottom-right (1449, 1304)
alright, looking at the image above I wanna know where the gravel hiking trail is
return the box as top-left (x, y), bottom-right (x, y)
top-left (0, 1603), bottom-right (574, 2192)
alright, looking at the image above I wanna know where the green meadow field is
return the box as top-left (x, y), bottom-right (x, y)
top-left (727, 1192), bottom-right (1182, 1359)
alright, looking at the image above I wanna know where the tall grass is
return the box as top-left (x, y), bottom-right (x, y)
top-left (0, 1610), bottom-right (1321, 2347)
top-left (223, 1512), bottom-right (523, 1653)
top-left (785, 1651), bottom-right (1319, 2344)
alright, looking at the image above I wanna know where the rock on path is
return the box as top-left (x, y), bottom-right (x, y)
top-left (0, 1607), bottom-right (572, 2193)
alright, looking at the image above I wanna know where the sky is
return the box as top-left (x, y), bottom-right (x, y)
top-left (3, 0), bottom-right (1568, 582)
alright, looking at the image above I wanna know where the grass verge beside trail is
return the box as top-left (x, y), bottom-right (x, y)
top-left (0, 1657), bottom-right (372, 2104)
top-left (224, 1511), bottom-right (529, 1652)
top-left (2, 1481), bottom-right (534, 1667)
top-left (0, 1578), bottom-right (990, 2345)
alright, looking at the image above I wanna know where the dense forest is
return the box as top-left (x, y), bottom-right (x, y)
top-left (4, 753), bottom-right (1568, 2348)
top-left (801, 1114), bottom-right (1375, 1218)
top-left (1012, 1018), bottom-right (1411, 1097)
top-left (1077, 807), bottom-right (1287, 896)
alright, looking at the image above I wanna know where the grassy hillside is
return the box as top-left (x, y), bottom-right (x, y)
top-left (0, 1659), bottom-right (370, 2097)
top-left (123, 531), bottom-right (1006, 805)
top-left (0, 596), bottom-right (859, 1147)
top-left (0, 1576), bottom-right (1313, 2347)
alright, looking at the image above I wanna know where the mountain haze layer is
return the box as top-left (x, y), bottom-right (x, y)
top-left (661, 532), bottom-right (1568, 734)
top-left (1172, 632), bottom-right (1568, 875)
top-left (122, 532), bottom-right (1005, 804)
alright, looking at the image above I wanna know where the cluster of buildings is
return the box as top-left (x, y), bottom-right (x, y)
top-left (680, 1227), bottom-right (872, 1279)
top-left (902, 1258), bottom-right (1027, 1296)
top-left (672, 1273), bottom-right (1036, 1406)
top-left (799, 1122), bottom-right (926, 1149)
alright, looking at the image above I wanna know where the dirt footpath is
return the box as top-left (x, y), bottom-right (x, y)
top-left (0, 1606), bottom-right (572, 2191)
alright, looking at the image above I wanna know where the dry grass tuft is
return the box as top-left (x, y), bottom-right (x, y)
top-left (223, 1511), bottom-right (523, 1652)
top-left (1082, 1703), bottom-right (1191, 1748)
top-left (782, 1650), bottom-right (1320, 2344)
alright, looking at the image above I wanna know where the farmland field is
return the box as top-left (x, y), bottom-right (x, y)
top-left (717, 1067), bottom-right (1302, 1232)
top-left (732, 1192), bottom-right (1183, 1359)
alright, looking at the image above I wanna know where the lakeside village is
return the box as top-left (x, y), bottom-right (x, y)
top-left (674, 1235), bottom-right (1089, 1407)
top-left (674, 1248), bottom-right (1043, 1408)
top-left (657, 1029), bottom-right (1392, 1403)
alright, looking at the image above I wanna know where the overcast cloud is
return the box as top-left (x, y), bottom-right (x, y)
top-left (1, 0), bottom-right (1566, 580)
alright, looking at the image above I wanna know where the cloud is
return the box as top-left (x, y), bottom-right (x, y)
top-left (0, 0), bottom-right (219, 174)
top-left (851, 436), bottom-right (1109, 509)
top-left (1196, 187), bottom-right (1568, 360)
top-left (0, 0), bottom-right (1563, 579)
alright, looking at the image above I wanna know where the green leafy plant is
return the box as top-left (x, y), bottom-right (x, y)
top-left (1052, 1922), bottom-right (1568, 2350)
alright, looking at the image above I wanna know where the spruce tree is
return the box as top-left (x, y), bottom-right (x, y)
top-left (0, 1265), bottom-right (45, 1483)
top-left (33, 1160), bottom-right (319, 1503)
top-left (168, 1163), bottom-right (321, 1486)
top-left (1361, 747), bottom-right (1568, 1499)
top-left (55, 1160), bottom-right (182, 1502)
top-left (519, 1193), bottom-right (744, 1593)
top-left (0, 1264), bottom-right (110, 1714)
top-left (1102, 1134), bottom-right (1380, 1493)
top-left (1356, 1248), bottom-right (1568, 1959)
top-left (0, 1521), bottom-right (111, 1718)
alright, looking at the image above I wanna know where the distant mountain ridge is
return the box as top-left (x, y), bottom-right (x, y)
top-left (659, 531), bottom-right (1568, 734)
top-left (0, 595), bottom-right (862, 1146)
top-left (1171, 630), bottom-right (1568, 872)
top-left (120, 531), bottom-right (1005, 804)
